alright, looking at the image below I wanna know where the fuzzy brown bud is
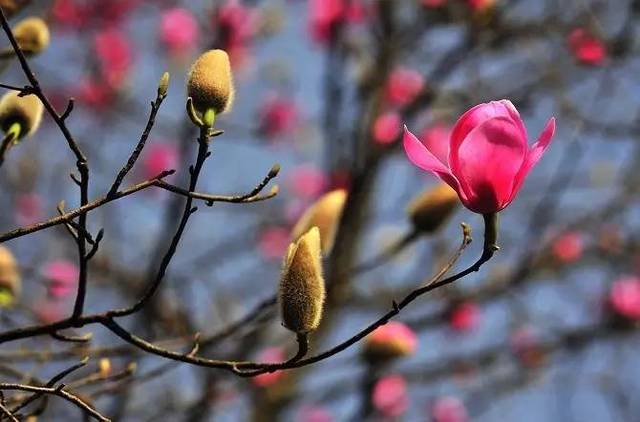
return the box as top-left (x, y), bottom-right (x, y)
top-left (0, 91), bottom-right (44, 139)
top-left (279, 227), bottom-right (325, 334)
top-left (187, 49), bottom-right (234, 115)
top-left (13, 17), bottom-right (50, 54)
top-left (0, 246), bottom-right (20, 306)
top-left (291, 189), bottom-right (347, 256)
top-left (407, 183), bottom-right (459, 233)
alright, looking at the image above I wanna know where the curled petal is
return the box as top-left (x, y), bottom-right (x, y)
top-left (449, 100), bottom-right (513, 151)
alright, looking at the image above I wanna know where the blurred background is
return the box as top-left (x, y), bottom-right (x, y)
top-left (0, 0), bottom-right (639, 420)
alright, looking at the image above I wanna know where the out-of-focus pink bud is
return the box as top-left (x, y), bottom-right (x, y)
top-left (372, 111), bottom-right (401, 145)
top-left (258, 94), bottom-right (299, 139)
top-left (449, 301), bottom-right (481, 332)
top-left (404, 100), bottom-right (556, 214)
top-left (15, 193), bottom-right (42, 226)
top-left (159, 8), bottom-right (199, 55)
top-left (143, 143), bottom-right (179, 180)
top-left (385, 67), bottom-right (425, 107)
top-left (258, 226), bottom-right (291, 260)
top-left (364, 321), bottom-right (418, 361)
top-left (52, 0), bottom-right (90, 29)
top-left (287, 165), bottom-right (329, 200)
top-left (551, 231), bottom-right (584, 264)
top-left (94, 28), bottom-right (133, 87)
top-left (609, 276), bottom-right (640, 321)
top-left (42, 260), bottom-right (78, 299)
top-left (568, 28), bottom-right (607, 66)
top-left (372, 375), bottom-right (408, 418)
top-left (76, 78), bottom-right (115, 109)
top-left (215, 0), bottom-right (258, 61)
top-left (308, 0), bottom-right (364, 45)
top-left (252, 347), bottom-right (285, 387)
top-left (431, 396), bottom-right (468, 422)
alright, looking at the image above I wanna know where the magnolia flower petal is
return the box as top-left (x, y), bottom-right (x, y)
top-left (449, 100), bottom-right (512, 153)
top-left (500, 99), bottom-right (528, 143)
top-left (450, 116), bottom-right (526, 213)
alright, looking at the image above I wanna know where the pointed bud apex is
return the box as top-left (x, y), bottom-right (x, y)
top-left (98, 358), bottom-right (111, 377)
top-left (407, 183), bottom-right (459, 233)
top-left (157, 72), bottom-right (170, 97)
top-left (291, 189), bottom-right (347, 256)
top-left (269, 163), bottom-right (281, 178)
top-left (13, 17), bottom-right (50, 55)
top-left (0, 91), bottom-right (43, 139)
top-left (0, 246), bottom-right (20, 307)
top-left (279, 227), bottom-right (325, 334)
top-left (187, 49), bottom-right (234, 116)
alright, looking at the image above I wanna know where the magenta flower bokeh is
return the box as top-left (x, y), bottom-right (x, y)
top-left (404, 100), bottom-right (556, 214)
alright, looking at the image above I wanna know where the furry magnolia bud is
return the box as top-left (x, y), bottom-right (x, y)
top-left (279, 227), bottom-right (325, 334)
top-left (13, 17), bottom-right (50, 54)
top-left (407, 183), bottom-right (459, 233)
top-left (363, 322), bottom-right (417, 362)
top-left (0, 246), bottom-right (20, 306)
top-left (0, 91), bottom-right (44, 139)
top-left (187, 49), bottom-right (234, 116)
top-left (291, 189), bottom-right (347, 256)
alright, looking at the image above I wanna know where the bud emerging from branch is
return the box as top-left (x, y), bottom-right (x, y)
top-left (0, 246), bottom-right (20, 307)
top-left (187, 49), bottom-right (234, 117)
top-left (407, 183), bottom-right (459, 234)
top-left (0, 91), bottom-right (44, 139)
top-left (291, 189), bottom-right (347, 256)
top-left (279, 227), bottom-right (325, 334)
top-left (13, 17), bottom-right (50, 54)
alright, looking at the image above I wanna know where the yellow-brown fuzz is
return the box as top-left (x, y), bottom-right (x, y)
top-left (0, 91), bottom-right (44, 138)
top-left (290, 189), bottom-right (347, 256)
top-left (13, 17), bottom-right (50, 54)
top-left (187, 49), bottom-right (234, 115)
top-left (363, 337), bottom-right (413, 361)
top-left (0, 246), bottom-right (20, 298)
top-left (407, 183), bottom-right (459, 233)
top-left (279, 227), bottom-right (325, 334)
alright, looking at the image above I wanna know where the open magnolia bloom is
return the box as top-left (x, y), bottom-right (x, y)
top-left (404, 100), bottom-right (556, 214)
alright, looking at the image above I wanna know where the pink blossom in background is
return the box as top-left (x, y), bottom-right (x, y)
top-left (308, 0), bottom-right (364, 44)
top-left (52, 0), bottom-right (90, 29)
top-left (449, 302), bottom-right (481, 332)
top-left (76, 78), bottom-right (115, 109)
top-left (568, 28), bottom-right (607, 66)
top-left (372, 111), bottom-right (402, 145)
top-left (33, 298), bottom-right (67, 323)
top-left (285, 200), bottom-right (307, 225)
top-left (215, 0), bottom-right (258, 66)
top-left (419, 123), bottom-right (452, 165)
top-left (94, 0), bottom-right (141, 25)
top-left (252, 347), bottom-right (285, 387)
top-left (551, 231), bottom-right (584, 263)
top-left (367, 321), bottom-right (418, 355)
top-left (609, 276), bottom-right (640, 321)
top-left (143, 143), bottom-right (179, 180)
top-left (298, 405), bottom-right (334, 422)
top-left (159, 8), bottom-right (200, 54)
top-left (94, 28), bottom-right (133, 87)
top-left (15, 193), bottom-right (42, 226)
top-left (385, 67), bottom-right (425, 107)
top-left (466, 0), bottom-right (496, 11)
top-left (43, 260), bottom-right (79, 299)
top-left (372, 375), bottom-right (409, 418)
top-left (258, 95), bottom-right (299, 139)
top-left (257, 226), bottom-right (291, 260)
top-left (421, 0), bottom-right (447, 7)
top-left (287, 165), bottom-right (329, 200)
top-left (404, 100), bottom-right (556, 214)
top-left (431, 396), bottom-right (468, 422)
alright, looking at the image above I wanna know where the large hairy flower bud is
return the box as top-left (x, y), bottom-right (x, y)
top-left (187, 49), bottom-right (234, 116)
top-left (13, 17), bottom-right (50, 54)
top-left (279, 227), bottom-right (325, 334)
top-left (291, 189), bottom-right (347, 256)
top-left (0, 91), bottom-right (44, 139)
top-left (406, 183), bottom-right (459, 233)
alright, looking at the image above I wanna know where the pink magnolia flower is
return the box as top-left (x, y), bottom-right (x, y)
top-left (15, 193), bottom-right (42, 226)
top-left (373, 112), bottom-right (402, 145)
top-left (257, 226), bottom-right (291, 260)
top-left (386, 67), bottom-right (425, 107)
top-left (258, 95), bottom-right (299, 139)
top-left (52, 0), bottom-right (91, 29)
top-left (143, 143), bottom-right (179, 180)
top-left (308, 0), bottom-right (364, 44)
top-left (252, 347), bottom-right (285, 387)
top-left (288, 165), bottom-right (329, 200)
top-left (94, 28), bottom-right (132, 87)
top-left (42, 260), bottom-right (79, 299)
top-left (449, 302), bottom-right (481, 332)
top-left (159, 8), bottom-right (199, 54)
top-left (372, 375), bottom-right (408, 418)
top-left (551, 231), bottom-right (584, 263)
top-left (365, 321), bottom-right (418, 357)
top-left (431, 396), bottom-right (468, 422)
top-left (216, 0), bottom-right (257, 48)
top-left (404, 100), bottom-right (556, 214)
top-left (419, 123), bottom-right (452, 165)
top-left (568, 28), bottom-right (607, 66)
top-left (608, 277), bottom-right (640, 321)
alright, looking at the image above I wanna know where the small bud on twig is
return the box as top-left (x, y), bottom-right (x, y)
top-left (0, 90), bottom-right (44, 139)
top-left (13, 16), bottom-right (50, 55)
top-left (157, 71), bottom-right (170, 97)
top-left (187, 49), bottom-right (234, 118)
